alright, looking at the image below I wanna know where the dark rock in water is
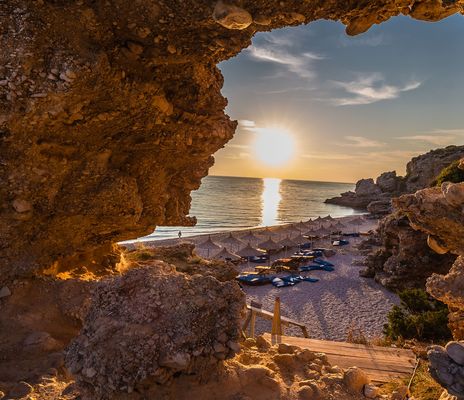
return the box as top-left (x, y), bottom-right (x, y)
top-left (326, 146), bottom-right (464, 212)
top-left (362, 212), bottom-right (455, 291)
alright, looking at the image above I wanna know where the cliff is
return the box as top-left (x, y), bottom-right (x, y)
top-left (325, 146), bottom-right (464, 214)
top-left (361, 212), bottom-right (456, 291)
top-left (394, 182), bottom-right (464, 399)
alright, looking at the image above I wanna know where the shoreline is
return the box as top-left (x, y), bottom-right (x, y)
top-left (123, 214), bottom-right (399, 341)
top-left (122, 213), bottom-right (370, 249)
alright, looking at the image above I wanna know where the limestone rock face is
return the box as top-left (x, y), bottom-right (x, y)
top-left (362, 212), bottom-right (455, 291)
top-left (376, 171), bottom-right (401, 193)
top-left (1, 1), bottom-right (464, 282)
top-left (65, 262), bottom-right (245, 399)
top-left (326, 145), bottom-right (464, 212)
top-left (394, 184), bottom-right (464, 339)
top-left (405, 146), bottom-right (464, 193)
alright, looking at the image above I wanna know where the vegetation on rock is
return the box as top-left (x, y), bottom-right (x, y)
top-left (433, 159), bottom-right (464, 186)
top-left (383, 289), bottom-right (451, 341)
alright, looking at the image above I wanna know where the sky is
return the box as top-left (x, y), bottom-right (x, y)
top-left (209, 14), bottom-right (464, 183)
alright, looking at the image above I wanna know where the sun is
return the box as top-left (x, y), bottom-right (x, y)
top-left (252, 127), bottom-right (295, 167)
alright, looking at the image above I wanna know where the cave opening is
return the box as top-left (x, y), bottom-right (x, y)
top-left (1, 2), bottom-right (464, 398)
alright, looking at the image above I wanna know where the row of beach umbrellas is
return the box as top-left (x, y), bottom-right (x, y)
top-left (195, 214), bottom-right (366, 261)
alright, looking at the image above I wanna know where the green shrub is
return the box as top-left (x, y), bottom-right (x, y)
top-left (434, 160), bottom-right (464, 186)
top-left (383, 288), bottom-right (451, 341)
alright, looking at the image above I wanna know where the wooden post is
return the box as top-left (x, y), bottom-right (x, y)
top-left (271, 297), bottom-right (282, 337)
top-left (250, 310), bottom-right (257, 338)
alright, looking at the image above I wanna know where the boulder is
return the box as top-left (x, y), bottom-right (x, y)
top-left (342, 366), bottom-right (370, 394)
top-left (376, 171), bottom-right (401, 193)
top-left (446, 341), bottom-right (464, 365)
top-left (364, 384), bottom-right (380, 399)
top-left (66, 262), bottom-right (245, 398)
top-left (355, 178), bottom-right (382, 197)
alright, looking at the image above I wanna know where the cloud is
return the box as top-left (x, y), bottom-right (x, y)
top-left (227, 144), bottom-right (250, 149)
top-left (341, 135), bottom-right (386, 148)
top-left (396, 128), bottom-right (464, 146)
top-left (338, 33), bottom-right (388, 48)
top-left (301, 153), bottom-right (358, 161)
top-left (396, 135), bottom-right (456, 146)
top-left (246, 36), bottom-right (325, 82)
top-left (331, 73), bottom-right (422, 106)
top-left (225, 152), bottom-right (250, 160)
top-left (238, 119), bottom-right (256, 128)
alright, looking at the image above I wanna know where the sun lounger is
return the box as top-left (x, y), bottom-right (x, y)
top-left (332, 239), bottom-right (349, 246)
top-left (236, 274), bottom-right (274, 286)
top-left (272, 277), bottom-right (296, 288)
top-left (313, 258), bottom-right (335, 267)
top-left (299, 265), bottom-right (334, 272)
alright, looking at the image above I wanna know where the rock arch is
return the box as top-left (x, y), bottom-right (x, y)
top-left (1, 0), bottom-right (463, 279)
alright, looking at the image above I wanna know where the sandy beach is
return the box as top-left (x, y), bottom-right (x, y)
top-left (132, 215), bottom-right (399, 342)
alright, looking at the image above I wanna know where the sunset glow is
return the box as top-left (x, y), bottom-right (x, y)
top-left (253, 127), bottom-right (295, 168)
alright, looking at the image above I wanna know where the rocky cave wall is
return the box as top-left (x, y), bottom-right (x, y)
top-left (2, 0), bottom-right (464, 282)
top-left (362, 211), bottom-right (456, 291)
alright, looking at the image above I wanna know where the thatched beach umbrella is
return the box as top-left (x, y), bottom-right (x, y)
top-left (350, 216), bottom-right (365, 232)
top-left (278, 236), bottom-right (297, 257)
top-left (282, 224), bottom-right (300, 236)
top-left (314, 226), bottom-right (330, 237)
top-left (220, 232), bottom-right (244, 251)
top-left (258, 236), bottom-right (281, 266)
top-left (258, 236), bottom-right (280, 252)
top-left (197, 235), bottom-right (221, 258)
top-left (323, 214), bottom-right (334, 221)
top-left (240, 230), bottom-right (259, 244)
top-left (334, 221), bottom-right (346, 229)
top-left (213, 247), bottom-right (241, 262)
top-left (237, 243), bottom-right (264, 267)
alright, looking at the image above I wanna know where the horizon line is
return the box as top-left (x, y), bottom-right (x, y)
top-left (209, 174), bottom-right (354, 185)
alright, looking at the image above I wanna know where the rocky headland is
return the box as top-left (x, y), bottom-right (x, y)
top-left (325, 146), bottom-right (464, 215)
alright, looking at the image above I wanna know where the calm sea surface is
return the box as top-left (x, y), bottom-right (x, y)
top-left (138, 176), bottom-right (361, 241)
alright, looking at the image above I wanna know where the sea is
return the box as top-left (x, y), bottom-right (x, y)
top-left (136, 176), bottom-right (362, 241)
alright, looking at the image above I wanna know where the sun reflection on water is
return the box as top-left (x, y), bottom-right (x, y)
top-left (261, 178), bottom-right (282, 226)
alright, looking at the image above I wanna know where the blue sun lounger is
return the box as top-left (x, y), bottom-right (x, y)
top-left (236, 274), bottom-right (274, 286)
top-left (299, 264), bottom-right (334, 272)
top-left (313, 258), bottom-right (335, 267)
top-left (272, 277), bottom-right (296, 287)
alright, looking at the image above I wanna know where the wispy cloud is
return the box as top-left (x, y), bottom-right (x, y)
top-left (331, 73), bottom-right (422, 106)
top-left (301, 153), bottom-right (358, 160)
top-left (338, 33), bottom-right (388, 48)
top-left (341, 135), bottom-right (386, 148)
top-left (396, 128), bottom-right (464, 146)
top-left (246, 36), bottom-right (325, 82)
top-left (396, 135), bottom-right (456, 146)
top-left (227, 144), bottom-right (250, 149)
top-left (238, 119), bottom-right (256, 128)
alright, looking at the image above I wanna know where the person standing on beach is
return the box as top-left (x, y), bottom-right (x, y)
top-left (178, 231), bottom-right (182, 240)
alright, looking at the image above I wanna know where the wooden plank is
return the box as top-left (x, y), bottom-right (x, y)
top-left (269, 335), bottom-right (415, 357)
top-left (262, 334), bottom-right (416, 383)
top-left (246, 305), bottom-right (306, 328)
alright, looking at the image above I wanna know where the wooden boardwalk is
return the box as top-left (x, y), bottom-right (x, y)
top-left (263, 333), bottom-right (416, 383)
